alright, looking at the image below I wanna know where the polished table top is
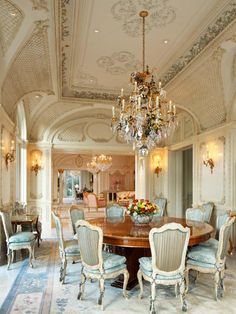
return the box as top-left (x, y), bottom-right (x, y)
top-left (89, 216), bottom-right (214, 248)
top-left (11, 214), bottom-right (38, 224)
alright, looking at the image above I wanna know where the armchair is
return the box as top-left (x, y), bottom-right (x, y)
top-left (185, 208), bottom-right (205, 222)
top-left (0, 211), bottom-right (35, 269)
top-left (75, 220), bottom-right (129, 310)
top-left (153, 197), bottom-right (167, 217)
top-left (186, 217), bottom-right (235, 300)
top-left (137, 223), bottom-right (190, 313)
top-left (52, 211), bottom-right (80, 284)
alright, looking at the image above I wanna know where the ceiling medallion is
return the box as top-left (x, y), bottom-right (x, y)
top-left (111, 11), bottom-right (178, 156)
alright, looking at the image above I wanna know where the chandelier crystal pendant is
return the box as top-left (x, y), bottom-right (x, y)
top-left (111, 11), bottom-right (178, 156)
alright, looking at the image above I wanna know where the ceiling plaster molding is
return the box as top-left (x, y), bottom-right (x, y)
top-left (49, 115), bottom-right (113, 143)
top-left (0, 0), bottom-right (24, 54)
top-left (97, 51), bottom-right (141, 75)
top-left (111, 0), bottom-right (176, 37)
top-left (1, 19), bottom-right (53, 117)
top-left (30, 0), bottom-right (49, 12)
top-left (70, 0), bottom-right (94, 85)
top-left (30, 102), bottom-right (111, 141)
top-left (58, 0), bottom-right (120, 100)
top-left (161, 1), bottom-right (236, 86)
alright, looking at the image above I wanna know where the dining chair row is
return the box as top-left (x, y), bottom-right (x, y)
top-left (53, 205), bottom-right (235, 313)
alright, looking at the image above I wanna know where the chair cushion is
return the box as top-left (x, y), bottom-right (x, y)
top-left (139, 257), bottom-right (182, 280)
top-left (9, 232), bottom-right (35, 243)
top-left (65, 242), bottom-right (80, 256)
top-left (187, 245), bottom-right (217, 265)
top-left (103, 251), bottom-right (126, 269)
top-left (84, 252), bottom-right (126, 275)
top-left (198, 238), bottom-right (219, 250)
top-left (187, 259), bottom-right (215, 269)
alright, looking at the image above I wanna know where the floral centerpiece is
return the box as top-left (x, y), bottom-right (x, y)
top-left (127, 199), bottom-right (159, 225)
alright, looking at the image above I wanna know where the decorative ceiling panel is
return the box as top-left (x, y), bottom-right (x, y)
top-left (0, 0), bottom-right (24, 54)
top-left (59, 0), bottom-right (229, 101)
top-left (1, 20), bottom-right (53, 117)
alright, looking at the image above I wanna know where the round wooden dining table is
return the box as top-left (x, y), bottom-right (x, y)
top-left (89, 216), bottom-right (214, 290)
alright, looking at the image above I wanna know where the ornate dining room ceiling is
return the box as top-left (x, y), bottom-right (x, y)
top-left (58, 0), bottom-right (233, 100)
top-left (1, 0), bottom-right (236, 146)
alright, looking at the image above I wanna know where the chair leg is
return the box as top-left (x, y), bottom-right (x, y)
top-left (98, 277), bottom-right (105, 310)
top-left (62, 258), bottom-right (67, 284)
top-left (185, 268), bottom-right (189, 293)
top-left (28, 246), bottom-right (33, 268)
top-left (219, 270), bottom-right (224, 298)
top-left (11, 250), bottom-right (15, 264)
top-left (149, 281), bottom-right (156, 314)
top-left (214, 270), bottom-right (220, 301)
top-left (175, 284), bottom-right (178, 297)
top-left (78, 271), bottom-right (86, 300)
top-left (123, 269), bottom-right (129, 299)
top-left (7, 248), bottom-right (12, 270)
top-left (180, 278), bottom-right (187, 312)
top-left (137, 269), bottom-right (144, 299)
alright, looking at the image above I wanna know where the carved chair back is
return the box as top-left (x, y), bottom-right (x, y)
top-left (154, 198), bottom-right (167, 217)
top-left (0, 211), bottom-right (14, 242)
top-left (202, 202), bottom-right (214, 223)
top-left (217, 217), bottom-right (235, 262)
top-left (106, 204), bottom-right (126, 218)
top-left (69, 205), bottom-right (85, 234)
top-left (186, 208), bottom-right (205, 222)
top-left (149, 223), bottom-right (190, 277)
top-left (87, 193), bottom-right (98, 208)
top-left (52, 211), bottom-right (65, 253)
top-left (75, 220), bottom-right (103, 272)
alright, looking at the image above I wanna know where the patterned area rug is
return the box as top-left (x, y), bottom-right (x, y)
top-left (1, 241), bottom-right (236, 313)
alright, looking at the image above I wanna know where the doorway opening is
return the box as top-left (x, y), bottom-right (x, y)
top-left (182, 147), bottom-right (193, 215)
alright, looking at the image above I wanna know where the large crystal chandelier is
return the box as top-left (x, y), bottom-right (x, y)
top-left (111, 11), bottom-right (177, 156)
top-left (87, 155), bottom-right (112, 173)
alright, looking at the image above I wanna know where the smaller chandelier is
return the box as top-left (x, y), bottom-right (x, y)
top-left (87, 157), bottom-right (99, 174)
top-left (87, 155), bottom-right (112, 173)
top-left (94, 154), bottom-right (112, 172)
top-left (111, 11), bottom-right (178, 156)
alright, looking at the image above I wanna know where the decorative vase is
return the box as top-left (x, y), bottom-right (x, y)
top-left (131, 214), bottom-right (153, 225)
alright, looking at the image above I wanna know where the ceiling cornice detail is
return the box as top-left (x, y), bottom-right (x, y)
top-left (161, 1), bottom-right (236, 86)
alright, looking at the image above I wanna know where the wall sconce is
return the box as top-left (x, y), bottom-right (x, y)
top-left (154, 155), bottom-right (162, 177)
top-left (31, 150), bottom-right (43, 176)
top-left (2, 140), bottom-right (15, 169)
top-left (203, 150), bottom-right (214, 174)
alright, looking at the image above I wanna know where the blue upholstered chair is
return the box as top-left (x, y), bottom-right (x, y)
top-left (185, 208), bottom-right (205, 222)
top-left (69, 205), bottom-right (85, 236)
top-left (106, 204), bottom-right (126, 218)
top-left (202, 202), bottom-right (214, 223)
top-left (0, 211), bottom-right (35, 269)
top-left (186, 217), bottom-right (235, 300)
top-left (52, 211), bottom-right (80, 284)
top-left (200, 211), bottom-right (230, 249)
top-left (137, 223), bottom-right (190, 313)
top-left (153, 198), bottom-right (167, 217)
top-left (75, 220), bottom-right (129, 310)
